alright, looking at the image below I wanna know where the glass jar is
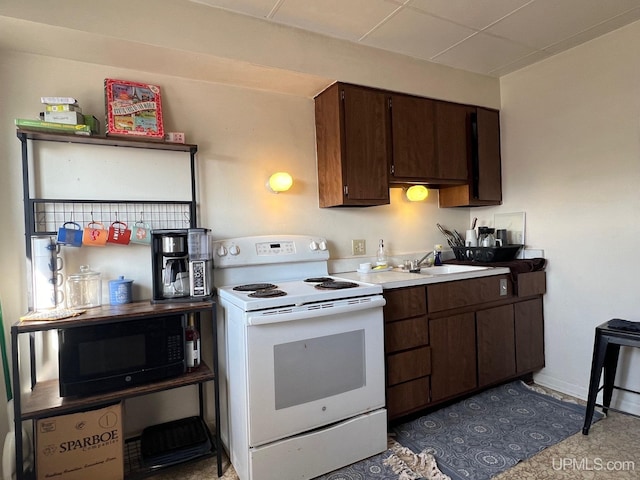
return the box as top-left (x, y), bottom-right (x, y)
top-left (67, 265), bottom-right (102, 309)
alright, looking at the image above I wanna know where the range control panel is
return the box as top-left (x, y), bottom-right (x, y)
top-left (213, 235), bottom-right (329, 268)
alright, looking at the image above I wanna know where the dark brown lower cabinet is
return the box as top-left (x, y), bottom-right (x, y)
top-left (429, 312), bottom-right (477, 402)
top-left (387, 377), bottom-right (430, 418)
top-left (477, 304), bottom-right (516, 387)
top-left (515, 298), bottom-right (545, 373)
top-left (384, 272), bottom-right (545, 422)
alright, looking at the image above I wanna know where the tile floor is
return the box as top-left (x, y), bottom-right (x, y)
top-left (148, 385), bottom-right (640, 479)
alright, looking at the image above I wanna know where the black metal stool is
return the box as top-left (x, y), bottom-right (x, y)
top-left (582, 320), bottom-right (640, 435)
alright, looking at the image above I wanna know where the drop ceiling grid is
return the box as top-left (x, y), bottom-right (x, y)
top-left (189, 0), bottom-right (640, 76)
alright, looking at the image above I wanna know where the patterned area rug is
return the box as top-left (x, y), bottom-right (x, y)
top-left (314, 381), bottom-right (601, 480)
top-left (314, 438), bottom-right (450, 480)
top-left (393, 381), bottom-right (602, 480)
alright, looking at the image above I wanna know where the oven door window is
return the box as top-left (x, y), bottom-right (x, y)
top-left (273, 330), bottom-right (364, 410)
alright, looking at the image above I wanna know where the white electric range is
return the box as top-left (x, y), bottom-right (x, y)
top-left (213, 235), bottom-right (387, 480)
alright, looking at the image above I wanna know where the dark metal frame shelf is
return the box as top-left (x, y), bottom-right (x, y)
top-left (13, 130), bottom-right (222, 479)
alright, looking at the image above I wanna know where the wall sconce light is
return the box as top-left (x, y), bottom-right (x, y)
top-left (267, 172), bottom-right (293, 193)
top-left (405, 185), bottom-right (429, 202)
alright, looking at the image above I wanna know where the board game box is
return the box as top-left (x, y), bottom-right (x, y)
top-left (104, 78), bottom-right (164, 139)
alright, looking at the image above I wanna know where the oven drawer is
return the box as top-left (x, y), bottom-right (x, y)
top-left (385, 316), bottom-right (428, 353)
top-left (386, 346), bottom-right (431, 386)
top-left (387, 377), bottom-right (430, 419)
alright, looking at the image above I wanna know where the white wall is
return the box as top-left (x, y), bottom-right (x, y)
top-left (496, 20), bottom-right (640, 412)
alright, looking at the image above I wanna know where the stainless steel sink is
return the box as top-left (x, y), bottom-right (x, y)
top-left (420, 265), bottom-right (490, 275)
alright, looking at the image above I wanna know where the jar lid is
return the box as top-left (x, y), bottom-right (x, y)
top-left (68, 265), bottom-right (101, 280)
top-left (109, 275), bottom-right (133, 285)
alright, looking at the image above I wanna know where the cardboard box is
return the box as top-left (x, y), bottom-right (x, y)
top-left (45, 104), bottom-right (82, 113)
top-left (43, 111), bottom-right (84, 125)
top-left (104, 78), bottom-right (164, 139)
top-left (36, 403), bottom-right (123, 480)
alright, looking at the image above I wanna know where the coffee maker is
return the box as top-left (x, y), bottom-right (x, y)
top-left (151, 229), bottom-right (212, 303)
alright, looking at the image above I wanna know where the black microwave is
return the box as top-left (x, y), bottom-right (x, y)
top-left (58, 314), bottom-right (186, 397)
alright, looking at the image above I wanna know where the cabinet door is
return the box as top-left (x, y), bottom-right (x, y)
top-left (315, 83), bottom-right (390, 207)
top-left (477, 305), bottom-right (516, 387)
top-left (475, 107), bottom-right (502, 202)
top-left (386, 346), bottom-right (431, 386)
top-left (389, 94), bottom-right (437, 181)
top-left (429, 313), bottom-right (476, 402)
top-left (385, 316), bottom-right (428, 353)
top-left (515, 298), bottom-right (545, 373)
top-left (387, 377), bottom-right (430, 420)
top-left (438, 107), bottom-right (502, 207)
top-left (435, 101), bottom-right (472, 182)
top-left (342, 84), bottom-right (390, 205)
top-left (384, 286), bottom-right (427, 322)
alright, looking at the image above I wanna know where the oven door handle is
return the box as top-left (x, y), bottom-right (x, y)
top-left (246, 295), bottom-right (386, 325)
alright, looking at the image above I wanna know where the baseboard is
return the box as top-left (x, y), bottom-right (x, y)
top-left (533, 372), bottom-right (640, 416)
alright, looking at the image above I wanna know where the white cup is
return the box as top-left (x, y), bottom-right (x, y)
top-left (465, 229), bottom-right (478, 247)
top-left (359, 262), bottom-right (372, 272)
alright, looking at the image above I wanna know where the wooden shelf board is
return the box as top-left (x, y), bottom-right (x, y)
top-left (17, 128), bottom-right (197, 152)
top-left (20, 363), bottom-right (214, 420)
top-left (15, 300), bottom-right (215, 332)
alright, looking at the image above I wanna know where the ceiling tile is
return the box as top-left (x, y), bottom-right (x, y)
top-left (487, 0), bottom-right (640, 49)
top-left (363, 7), bottom-right (476, 60)
top-left (273, 0), bottom-right (401, 41)
top-left (407, 0), bottom-right (532, 30)
top-left (433, 31), bottom-right (538, 75)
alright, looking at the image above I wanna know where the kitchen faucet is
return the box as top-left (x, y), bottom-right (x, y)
top-left (416, 251), bottom-right (435, 267)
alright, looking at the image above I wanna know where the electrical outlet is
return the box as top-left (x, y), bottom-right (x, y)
top-left (352, 239), bottom-right (366, 256)
top-left (500, 278), bottom-right (508, 296)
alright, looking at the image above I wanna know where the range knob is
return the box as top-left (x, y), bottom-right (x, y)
top-left (229, 244), bottom-right (240, 256)
top-left (309, 240), bottom-right (319, 251)
top-left (318, 240), bottom-right (328, 251)
top-left (216, 245), bottom-right (228, 257)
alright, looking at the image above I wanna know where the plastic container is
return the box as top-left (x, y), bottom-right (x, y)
top-left (109, 276), bottom-right (133, 305)
top-left (376, 239), bottom-right (387, 266)
top-left (67, 265), bottom-right (102, 309)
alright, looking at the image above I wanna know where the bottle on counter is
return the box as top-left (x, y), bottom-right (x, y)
top-left (185, 313), bottom-right (201, 372)
top-left (376, 239), bottom-right (388, 266)
top-left (434, 244), bottom-right (443, 266)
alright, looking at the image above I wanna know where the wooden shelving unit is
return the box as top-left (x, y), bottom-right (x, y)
top-left (11, 301), bottom-right (223, 479)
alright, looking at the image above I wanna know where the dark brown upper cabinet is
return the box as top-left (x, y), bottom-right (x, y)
top-left (389, 94), bottom-right (437, 181)
top-left (438, 107), bottom-right (503, 207)
top-left (389, 95), bottom-right (469, 186)
top-left (315, 82), bottom-right (503, 208)
top-left (315, 83), bottom-right (390, 207)
top-left (435, 101), bottom-right (475, 183)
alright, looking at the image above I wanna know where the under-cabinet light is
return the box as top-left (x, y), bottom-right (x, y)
top-left (405, 185), bottom-right (429, 202)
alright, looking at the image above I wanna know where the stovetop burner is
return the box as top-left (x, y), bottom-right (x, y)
top-left (304, 277), bottom-right (333, 283)
top-left (233, 283), bottom-right (277, 292)
top-left (314, 280), bottom-right (360, 290)
top-left (248, 289), bottom-right (287, 298)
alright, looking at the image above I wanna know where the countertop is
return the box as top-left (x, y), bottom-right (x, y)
top-left (338, 266), bottom-right (511, 290)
